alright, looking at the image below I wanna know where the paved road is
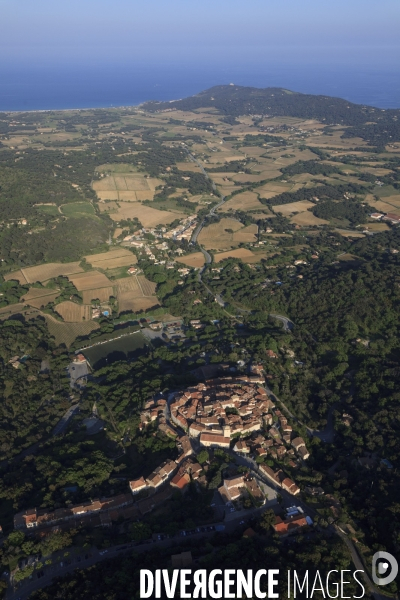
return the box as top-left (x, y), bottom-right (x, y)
top-left (335, 527), bottom-right (395, 600)
top-left (8, 437), bottom-right (392, 600)
top-left (183, 147), bottom-right (226, 263)
top-left (182, 149), bottom-right (304, 325)
top-left (52, 404), bottom-right (80, 437)
top-left (231, 451), bottom-right (394, 600)
top-left (0, 442), bottom-right (40, 470)
top-left (264, 382), bottom-right (335, 444)
top-left (7, 515), bottom-right (260, 600)
top-left (53, 404), bottom-right (79, 435)
top-left (269, 313), bottom-right (294, 332)
top-left (228, 449), bottom-right (319, 519)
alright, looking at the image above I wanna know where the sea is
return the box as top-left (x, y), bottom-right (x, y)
top-left (0, 60), bottom-right (399, 112)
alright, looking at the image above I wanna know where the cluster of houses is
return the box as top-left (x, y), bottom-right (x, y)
top-left (13, 447), bottom-right (202, 533)
top-left (121, 221), bottom-right (194, 264)
top-left (234, 425), bottom-right (309, 463)
top-left (258, 464), bottom-right (300, 496)
top-left (169, 376), bottom-right (272, 443)
top-left (218, 474), bottom-right (264, 506)
top-left (14, 494), bottom-right (134, 531)
top-left (139, 377), bottom-right (308, 505)
top-left (129, 455), bottom-right (203, 498)
top-left (8, 355), bottom-right (29, 369)
top-left (163, 217), bottom-right (198, 242)
top-left (273, 506), bottom-right (312, 537)
top-left (14, 377), bottom-right (309, 533)
top-left (163, 377), bottom-right (309, 465)
top-left (370, 211), bottom-right (400, 224)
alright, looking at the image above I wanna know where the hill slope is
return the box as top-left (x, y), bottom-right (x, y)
top-left (142, 84), bottom-right (400, 146)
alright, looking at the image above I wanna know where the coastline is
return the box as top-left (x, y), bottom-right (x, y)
top-left (1, 65), bottom-right (399, 113)
top-left (1, 105), bottom-right (141, 115)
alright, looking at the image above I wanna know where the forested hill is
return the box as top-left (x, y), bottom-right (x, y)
top-left (142, 85), bottom-right (400, 145)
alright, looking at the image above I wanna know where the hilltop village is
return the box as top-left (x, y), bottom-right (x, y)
top-left (141, 376), bottom-right (309, 497)
top-left (14, 376), bottom-right (310, 538)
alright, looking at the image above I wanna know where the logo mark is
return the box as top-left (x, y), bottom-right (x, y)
top-left (372, 551), bottom-right (398, 586)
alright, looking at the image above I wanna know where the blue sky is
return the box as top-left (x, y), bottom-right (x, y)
top-left (1, 0), bottom-right (399, 66)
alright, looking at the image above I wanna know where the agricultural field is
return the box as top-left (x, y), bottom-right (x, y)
top-left (3, 270), bottom-right (28, 284)
top-left (0, 303), bottom-right (32, 318)
top-left (267, 148), bottom-right (317, 166)
top-left (214, 248), bottom-right (257, 263)
top-left (113, 227), bottom-right (124, 239)
top-left (206, 154), bottom-right (243, 165)
top-left (20, 288), bottom-right (60, 309)
top-left (307, 130), bottom-right (368, 149)
top-left (4, 262), bottom-right (83, 284)
top-left (92, 167), bottom-right (163, 201)
top-left (256, 182), bottom-right (293, 198)
top-left (208, 173), bottom-right (240, 186)
top-left (273, 200), bottom-right (316, 216)
top-left (114, 277), bottom-right (142, 294)
top-left (231, 224), bottom-right (258, 243)
top-left (119, 296), bottom-right (159, 313)
top-left (99, 201), bottom-right (186, 227)
top-left (360, 222), bottom-right (390, 231)
top-left (366, 200), bottom-right (399, 214)
top-left (82, 287), bottom-right (115, 303)
top-left (87, 256), bottom-right (135, 269)
top-left (84, 248), bottom-right (136, 270)
top-left (230, 173), bottom-right (272, 184)
top-left (98, 201), bottom-right (119, 214)
top-left (334, 229), bottom-right (365, 238)
top-left (238, 146), bottom-right (270, 159)
top-left (175, 252), bottom-right (205, 268)
top-left (365, 193), bottom-right (400, 212)
top-left (60, 202), bottom-right (96, 217)
top-left (55, 301), bottom-right (92, 322)
top-left (114, 275), bottom-right (159, 314)
top-left (44, 314), bottom-right (100, 347)
top-left (198, 218), bottom-right (258, 249)
top-left (372, 185), bottom-right (400, 198)
top-left (137, 275), bottom-right (157, 296)
top-left (68, 271), bottom-right (112, 291)
top-left (95, 163), bottom-right (139, 173)
top-left (379, 194), bottom-right (400, 208)
top-left (253, 167), bottom-right (283, 180)
top-left (290, 212), bottom-right (329, 226)
top-left (243, 251), bottom-right (272, 263)
top-left (213, 184), bottom-right (238, 197)
top-left (337, 253), bottom-right (360, 262)
top-left (198, 218), bottom-right (242, 249)
top-left (250, 211), bottom-right (274, 219)
top-left (34, 204), bottom-right (60, 216)
top-left (220, 191), bottom-right (265, 212)
top-left (176, 162), bottom-right (203, 173)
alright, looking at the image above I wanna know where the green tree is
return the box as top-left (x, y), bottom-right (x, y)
top-left (197, 450), bottom-right (209, 464)
top-left (259, 510), bottom-right (276, 533)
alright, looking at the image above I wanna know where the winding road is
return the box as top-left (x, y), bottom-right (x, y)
top-left (184, 149), bottom-right (300, 321)
top-left (264, 382), bottom-right (336, 444)
top-left (268, 313), bottom-right (294, 332)
top-left (335, 526), bottom-right (394, 600)
top-left (183, 146), bottom-right (226, 266)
